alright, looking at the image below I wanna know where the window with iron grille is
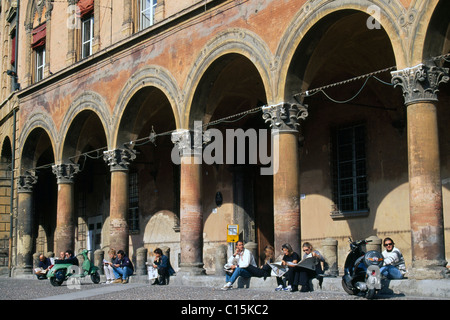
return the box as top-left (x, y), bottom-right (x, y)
top-left (331, 124), bottom-right (368, 216)
top-left (129, 172), bottom-right (140, 233)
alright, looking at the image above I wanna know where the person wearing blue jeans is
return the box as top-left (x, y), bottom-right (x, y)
top-left (221, 241), bottom-right (257, 290)
top-left (112, 250), bottom-right (134, 284)
top-left (380, 237), bottom-right (406, 279)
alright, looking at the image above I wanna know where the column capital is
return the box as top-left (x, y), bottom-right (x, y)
top-left (262, 102), bottom-right (308, 132)
top-left (103, 147), bottom-right (136, 172)
top-left (171, 128), bottom-right (203, 157)
top-left (391, 63), bottom-right (449, 106)
top-left (18, 172), bottom-right (38, 193)
top-left (52, 163), bottom-right (80, 184)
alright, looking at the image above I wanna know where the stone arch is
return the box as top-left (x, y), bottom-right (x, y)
top-left (58, 91), bottom-right (111, 162)
top-left (18, 111), bottom-right (57, 175)
top-left (417, 0), bottom-right (450, 62)
top-left (183, 28), bottom-right (274, 128)
top-left (24, 0), bottom-right (53, 26)
top-left (112, 66), bottom-right (182, 147)
top-left (275, 0), bottom-right (408, 100)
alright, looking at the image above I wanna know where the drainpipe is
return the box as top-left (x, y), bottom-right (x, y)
top-left (9, 0), bottom-right (20, 277)
top-left (8, 108), bottom-right (16, 277)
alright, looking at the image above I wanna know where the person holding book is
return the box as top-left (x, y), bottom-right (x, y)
top-left (296, 242), bottom-right (325, 292)
top-left (112, 250), bottom-right (134, 284)
top-left (151, 248), bottom-right (175, 285)
top-left (103, 249), bottom-right (117, 284)
top-left (221, 240), bottom-right (257, 290)
top-left (274, 243), bottom-right (301, 292)
top-left (35, 254), bottom-right (52, 280)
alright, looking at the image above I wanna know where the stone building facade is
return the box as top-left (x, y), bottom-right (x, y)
top-left (0, 0), bottom-right (448, 279)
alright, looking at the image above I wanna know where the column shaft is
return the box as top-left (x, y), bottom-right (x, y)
top-left (109, 170), bottom-right (129, 251)
top-left (273, 132), bottom-right (300, 254)
top-left (55, 183), bottom-right (75, 255)
top-left (407, 102), bottom-right (444, 263)
top-left (392, 63), bottom-right (449, 278)
top-left (179, 155), bottom-right (204, 273)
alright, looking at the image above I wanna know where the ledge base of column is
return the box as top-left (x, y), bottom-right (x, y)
top-left (408, 259), bottom-right (449, 279)
top-left (177, 263), bottom-right (206, 276)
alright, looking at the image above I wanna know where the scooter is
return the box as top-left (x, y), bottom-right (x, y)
top-left (47, 249), bottom-right (101, 287)
top-left (342, 238), bottom-right (384, 299)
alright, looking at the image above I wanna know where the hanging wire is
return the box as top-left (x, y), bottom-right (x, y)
top-left (18, 53), bottom-right (450, 175)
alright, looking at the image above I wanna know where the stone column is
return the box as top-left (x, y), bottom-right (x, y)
top-left (171, 129), bottom-right (205, 275)
top-left (391, 63), bottom-right (449, 279)
top-left (103, 148), bottom-right (136, 253)
top-left (262, 103), bottom-right (308, 255)
top-left (52, 164), bottom-right (80, 255)
top-left (15, 173), bottom-right (38, 274)
top-left (322, 238), bottom-right (338, 277)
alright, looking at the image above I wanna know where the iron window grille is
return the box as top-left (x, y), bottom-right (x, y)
top-left (128, 171), bottom-right (140, 233)
top-left (331, 124), bottom-right (369, 217)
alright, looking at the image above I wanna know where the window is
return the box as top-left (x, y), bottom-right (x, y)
top-left (139, 0), bottom-right (157, 30)
top-left (35, 48), bottom-right (46, 82)
top-left (331, 124), bottom-right (368, 217)
top-left (81, 15), bottom-right (94, 59)
top-left (31, 23), bottom-right (46, 82)
top-left (128, 172), bottom-right (140, 233)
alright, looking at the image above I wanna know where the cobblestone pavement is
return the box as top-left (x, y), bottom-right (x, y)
top-left (0, 277), bottom-right (443, 301)
top-left (0, 277), bottom-right (443, 318)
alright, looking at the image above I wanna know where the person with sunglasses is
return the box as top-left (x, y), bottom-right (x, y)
top-left (381, 237), bottom-right (406, 279)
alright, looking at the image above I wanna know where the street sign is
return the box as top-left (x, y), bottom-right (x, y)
top-left (227, 224), bottom-right (239, 243)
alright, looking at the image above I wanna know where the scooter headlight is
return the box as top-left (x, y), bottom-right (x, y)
top-left (364, 250), bottom-right (384, 267)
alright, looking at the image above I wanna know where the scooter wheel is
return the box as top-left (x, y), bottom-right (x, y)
top-left (91, 271), bottom-right (101, 284)
top-left (341, 278), bottom-right (359, 295)
top-left (366, 288), bottom-right (376, 300)
top-left (49, 270), bottom-right (66, 286)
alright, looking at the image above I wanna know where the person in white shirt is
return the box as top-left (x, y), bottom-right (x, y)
top-left (221, 240), bottom-right (257, 290)
top-left (381, 237), bottom-right (406, 279)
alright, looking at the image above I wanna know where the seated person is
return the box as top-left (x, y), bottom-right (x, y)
top-left (151, 248), bottom-right (175, 285)
top-left (112, 250), bottom-right (134, 284)
top-left (55, 250), bottom-right (79, 265)
top-left (221, 241), bottom-right (257, 290)
top-left (274, 243), bottom-right (301, 292)
top-left (103, 249), bottom-right (118, 284)
top-left (295, 242), bottom-right (325, 292)
top-left (380, 237), bottom-right (406, 279)
top-left (35, 254), bottom-right (52, 280)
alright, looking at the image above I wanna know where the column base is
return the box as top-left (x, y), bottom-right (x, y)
top-left (13, 266), bottom-right (33, 277)
top-left (178, 263), bottom-right (206, 276)
top-left (408, 259), bottom-right (449, 279)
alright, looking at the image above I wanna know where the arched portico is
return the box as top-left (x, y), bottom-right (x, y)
top-left (109, 70), bottom-right (179, 257)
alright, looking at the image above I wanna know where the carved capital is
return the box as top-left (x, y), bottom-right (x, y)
top-left (171, 128), bottom-right (203, 157)
top-left (103, 147), bottom-right (136, 172)
top-left (52, 163), bottom-right (80, 184)
top-left (262, 103), bottom-right (308, 132)
top-left (18, 172), bottom-right (38, 193)
top-left (391, 63), bottom-right (449, 106)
